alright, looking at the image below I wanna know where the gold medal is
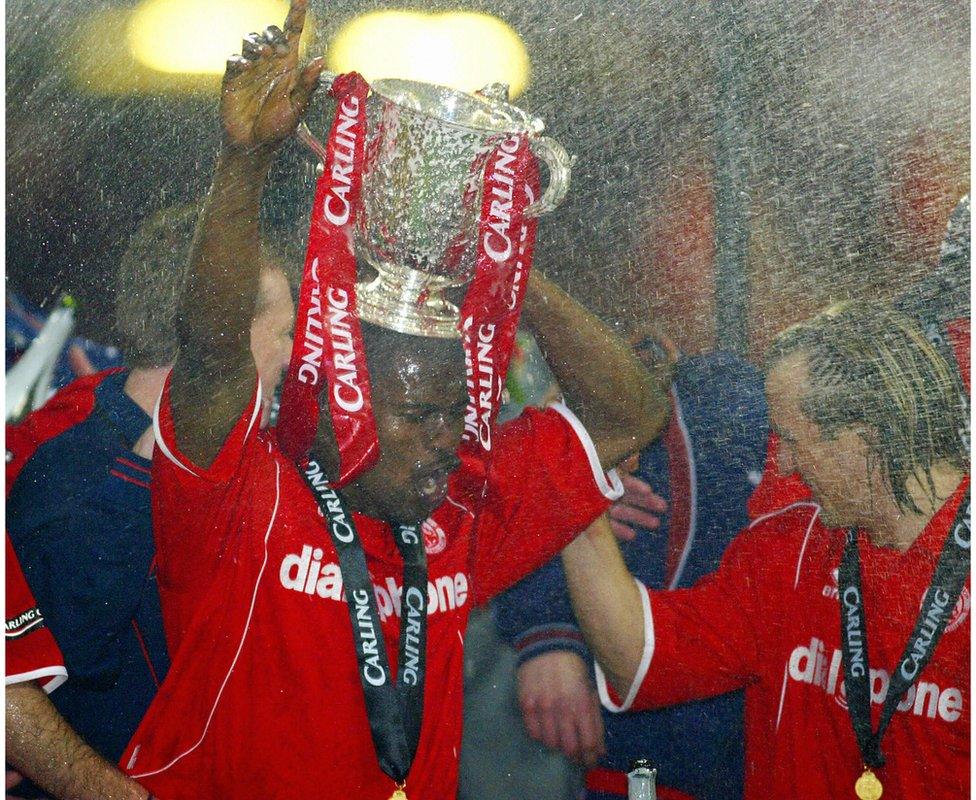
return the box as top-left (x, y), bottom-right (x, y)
top-left (855, 768), bottom-right (883, 800)
top-left (389, 781), bottom-right (408, 800)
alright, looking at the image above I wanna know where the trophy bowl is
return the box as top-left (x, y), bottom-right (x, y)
top-left (302, 76), bottom-right (573, 338)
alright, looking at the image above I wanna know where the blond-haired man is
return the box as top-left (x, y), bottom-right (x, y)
top-left (564, 302), bottom-right (969, 799)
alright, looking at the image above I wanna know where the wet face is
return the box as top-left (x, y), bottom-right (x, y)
top-left (320, 335), bottom-right (468, 524)
top-left (766, 352), bottom-right (875, 528)
top-left (250, 266), bottom-right (295, 427)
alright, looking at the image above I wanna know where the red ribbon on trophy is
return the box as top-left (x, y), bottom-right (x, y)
top-left (277, 72), bottom-right (378, 484)
top-left (279, 75), bottom-right (540, 488)
top-left (459, 134), bottom-right (539, 467)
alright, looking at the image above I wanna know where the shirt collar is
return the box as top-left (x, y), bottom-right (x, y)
top-left (95, 370), bottom-right (152, 451)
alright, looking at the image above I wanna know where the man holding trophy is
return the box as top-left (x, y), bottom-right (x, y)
top-left (120, 2), bottom-right (667, 798)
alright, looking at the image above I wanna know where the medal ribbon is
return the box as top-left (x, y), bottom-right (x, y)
top-left (278, 73), bottom-right (379, 486)
top-left (838, 489), bottom-right (970, 768)
top-left (458, 134), bottom-right (539, 472)
top-left (302, 459), bottom-right (428, 784)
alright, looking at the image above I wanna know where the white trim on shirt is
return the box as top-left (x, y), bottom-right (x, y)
top-left (6, 666), bottom-right (67, 694)
top-left (666, 387), bottom-right (698, 589)
top-left (152, 380), bottom-right (263, 479)
top-left (153, 388), bottom-right (199, 477)
top-left (595, 579), bottom-right (654, 713)
top-left (130, 457), bottom-right (281, 779)
top-left (547, 402), bottom-right (624, 501)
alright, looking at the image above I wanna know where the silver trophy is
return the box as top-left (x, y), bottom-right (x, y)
top-left (300, 77), bottom-right (573, 337)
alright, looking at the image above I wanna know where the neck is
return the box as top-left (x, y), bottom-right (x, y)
top-left (308, 443), bottom-right (384, 520)
top-left (864, 461), bottom-right (965, 552)
top-left (123, 367), bottom-right (171, 416)
top-left (341, 481), bottom-right (384, 519)
top-left (124, 367), bottom-right (170, 459)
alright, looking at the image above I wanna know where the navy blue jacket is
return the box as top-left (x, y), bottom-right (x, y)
top-left (8, 370), bottom-right (169, 766)
top-left (495, 352), bottom-right (768, 799)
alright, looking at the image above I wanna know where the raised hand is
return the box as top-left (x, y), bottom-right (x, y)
top-left (220, 0), bottom-right (325, 152)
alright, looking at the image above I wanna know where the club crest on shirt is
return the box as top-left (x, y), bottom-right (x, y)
top-left (822, 568), bottom-right (840, 600)
top-left (920, 585), bottom-right (970, 634)
top-left (422, 518), bottom-right (448, 555)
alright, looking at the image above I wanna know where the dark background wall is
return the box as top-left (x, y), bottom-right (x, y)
top-left (6, 0), bottom-right (970, 357)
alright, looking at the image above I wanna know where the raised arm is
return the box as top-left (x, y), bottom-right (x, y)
top-left (521, 271), bottom-right (671, 467)
top-left (170, 0), bottom-right (323, 465)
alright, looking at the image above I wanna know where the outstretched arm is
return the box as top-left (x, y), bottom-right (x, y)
top-left (561, 515), bottom-right (646, 696)
top-left (170, 0), bottom-right (324, 466)
top-left (565, 513), bottom-right (767, 712)
top-left (6, 682), bottom-right (151, 800)
top-left (521, 272), bottom-right (671, 467)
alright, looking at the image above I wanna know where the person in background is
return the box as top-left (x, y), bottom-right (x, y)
top-left (748, 192), bottom-right (969, 533)
top-left (459, 335), bottom-right (675, 800)
top-left (563, 301), bottom-right (970, 799)
top-left (496, 349), bottom-right (768, 800)
top-left (5, 204), bottom-right (294, 799)
top-left (5, 536), bottom-right (145, 800)
top-left (6, 535), bottom-right (67, 692)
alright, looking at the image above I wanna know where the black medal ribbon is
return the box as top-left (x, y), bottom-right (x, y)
top-left (838, 490), bottom-right (970, 768)
top-left (302, 459), bottom-right (428, 783)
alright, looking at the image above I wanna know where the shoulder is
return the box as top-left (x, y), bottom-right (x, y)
top-left (673, 352), bottom-right (764, 407)
top-left (8, 371), bottom-right (149, 536)
top-left (746, 500), bottom-right (823, 539)
top-left (473, 405), bottom-right (570, 474)
top-left (492, 404), bottom-right (595, 458)
top-left (152, 372), bottom-right (270, 486)
top-left (727, 501), bottom-right (834, 578)
top-left (7, 370), bottom-right (124, 484)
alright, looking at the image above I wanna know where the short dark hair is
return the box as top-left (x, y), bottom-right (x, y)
top-left (114, 203), bottom-right (201, 369)
top-left (767, 301), bottom-right (968, 513)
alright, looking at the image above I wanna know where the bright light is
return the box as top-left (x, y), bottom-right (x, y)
top-left (127, 0), bottom-right (298, 75)
top-left (328, 11), bottom-right (530, 98)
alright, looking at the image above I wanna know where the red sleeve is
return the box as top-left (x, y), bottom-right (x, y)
top-left (469, 403), bottom-right (624, 604)
top-left (153, 373), bottom-right (263, 487)
top-left (6, 371), bottom-right (111, 497)
top-left (596, 526), bottom-right (782, 713)
top-left (151, 374), bottom-right (266, 644)
top-left (5, 536), bottom-right (66, 692)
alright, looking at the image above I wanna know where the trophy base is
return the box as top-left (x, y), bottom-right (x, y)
top-left (356, 261), bottom-right (462, 339)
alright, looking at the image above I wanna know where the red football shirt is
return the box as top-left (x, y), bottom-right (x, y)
top-left (598, 477), bottom-right (970, 799)
top-left (122, 379), bottom-right (621, 799)
top-left (5, 535), bottom-right (66, 691)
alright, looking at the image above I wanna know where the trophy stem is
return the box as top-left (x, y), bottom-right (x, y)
top-left (356, 260), bottom-right (462, 339)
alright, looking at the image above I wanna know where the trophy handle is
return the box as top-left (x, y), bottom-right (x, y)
top-left (525, 136), bottom-right (574, 217)
top-left (296, 71), bottom-right (339, 170)
top-left (476, 82), bottom-right (511, 102)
